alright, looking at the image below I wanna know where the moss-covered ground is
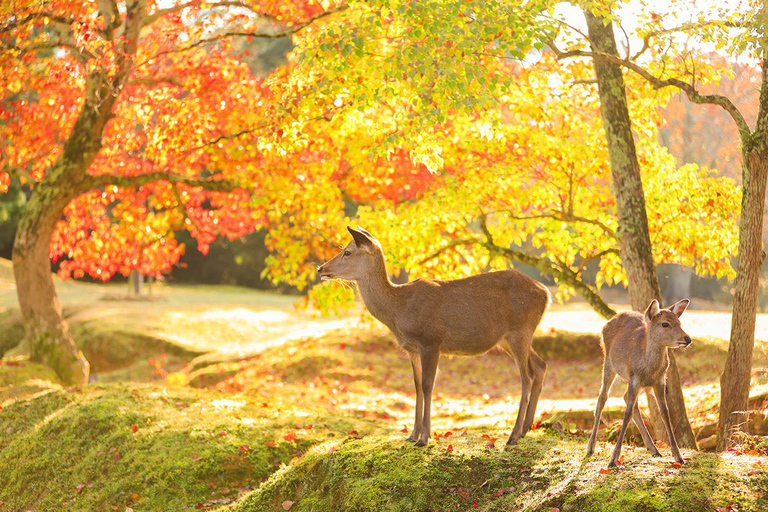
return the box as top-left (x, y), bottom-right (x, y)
top-left (1, 262), bottom-right (767, 511)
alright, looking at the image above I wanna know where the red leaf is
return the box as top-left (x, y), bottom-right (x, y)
top-left (456, 488), bottom-right (469, 499)
top-left (447, 444), bottom-right (454, 453)
top-left (218, 431), bottom-right (227, 437)
top-left (598, 468), bottom-right (611, 475)
top-left (265, 441), bottom-right (276, 448)
top-left (670, 462), bottom-right (683, 468)
top-left (400, 427), bottom-right (409, 433)
top-left (239, 445), bottom-right (250, 453)
top-left (284, 431), bottom-right (297, 442)
top-left (472, 500), bottom-right (478, 507)
top-left (347, 429), bottom-right (359, 437)
top-left (131, 424), bottom-right (138, 433)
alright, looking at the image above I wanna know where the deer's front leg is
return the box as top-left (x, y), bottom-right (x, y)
top-left (653, 381), bottom-right (684, 464)
top-left (609, 377), bottom-right (639, 467)
top-left (416, 347), bottom-right (440, 447)
top-left (406, 352), bottom-right (423, 443)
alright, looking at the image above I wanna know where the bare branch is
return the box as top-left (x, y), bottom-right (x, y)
top-left (0, 12), bottom-right (74, 33)
top-left (142, 4), bottom-right (348, 62)
top-left (143, 0), bottom-right (253, 25)
top-left (547, 39), bottom-right (752, 139)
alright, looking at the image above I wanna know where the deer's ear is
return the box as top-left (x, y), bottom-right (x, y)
top-left (668, 299), bottom-right (690, 318)
top-left (347, 226), bottom-right (374, 252)
top-left (644, 299), bottom-right (660, 321)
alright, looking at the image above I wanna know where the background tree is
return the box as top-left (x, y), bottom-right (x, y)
top-left (0, 0), bottom-right (338, 384)
top-left (547, 0), bottom-right (767, 449)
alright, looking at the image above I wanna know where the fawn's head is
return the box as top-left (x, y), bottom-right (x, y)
top-left (644, 299), bottom-right (692, 349)
top-left (317, 226), bottom-right (382, 281)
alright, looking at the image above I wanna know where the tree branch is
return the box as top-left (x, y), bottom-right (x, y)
top-left (547, 39), bottom-right (752, 140)
top-left (143, 0), bottom-right (253, 25)
top-left (504, 211), bottom-right (617, 238)
top-left (142, 4), bottom-right (348, 62)
top-left (85, 172), bottom-right (240, 191)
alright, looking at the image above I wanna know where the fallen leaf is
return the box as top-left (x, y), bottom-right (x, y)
top-left (456, 488), bottom-right (469, 499)
top-left (131, 493), bottom-right (141, 501)
top-left (447, 444), bottom-right (454, 453)
top-left (670, 462), bottom-right (683, 468)
top-left (472, 500), bottom-right (478, 507)
top-left (76, 483), bottom-right (85, 493)
top-left (598, 468), bottom-right (610, 475)
top-left (265, 441), bottom-right (276, 448)
top-left (131, 424), bottom-right (137, 433)
top-left (191, 453), bottom-right (201, 461)
top-left (282, 500), bottom-right (294, 510)
top-left (284, 432), bottom-right (297, 442)
top-left (400, 427), bottom-right (409, 434)
top-left (239, 445), bottom-right (250, 453)
top-left (329, 446), bottom-right (338, 454)
top-left (218, 431), bottom-right (227, 437)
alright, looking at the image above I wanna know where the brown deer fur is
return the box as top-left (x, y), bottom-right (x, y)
top-left (587, 299), bottom-right (692, 466)
top-left (317, 227), bottom-right (550, 446)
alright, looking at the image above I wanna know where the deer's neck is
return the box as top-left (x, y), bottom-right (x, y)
top-left (642, 340), bottom-right (669, 375)
top-left (356, 256), bottom-right (401, 330)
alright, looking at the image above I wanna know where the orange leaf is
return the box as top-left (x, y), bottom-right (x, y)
top-left (599, 468), bottom-right (611, 475)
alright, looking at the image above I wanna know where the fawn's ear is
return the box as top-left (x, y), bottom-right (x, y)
top-left (644, 299), bottom-right (660, 321)
top-left (347, 226), bottom-right (374, 252)
top-left (668, 298), bottom-right (690, 318)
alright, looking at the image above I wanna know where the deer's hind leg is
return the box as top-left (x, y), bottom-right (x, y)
top-left (405, 352), bottom-right (424, 443)
top-left (522, 349), bottom-right (547, 435)
top-left (626, 390), bottom-right (661, 456)
top-left (500, 333), bottom-right (534, 446)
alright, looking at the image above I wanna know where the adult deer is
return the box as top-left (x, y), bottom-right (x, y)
top-left (317, 227), bottom-right (550, 447)
top-left (587, 299), bottom-right (692, 467)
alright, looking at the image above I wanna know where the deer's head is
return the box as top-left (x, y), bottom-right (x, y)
top-left (644, 299), bottom-right (692, 349)
top-left (317, 226), bottom-right (382, 281)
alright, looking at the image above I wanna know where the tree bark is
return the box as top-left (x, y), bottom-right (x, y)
top-left (12, 71), bottom-right (118, 385)
top-left (583, 9), bottom-right (697, 449)
top-left (717, 48), bottom-right (768, 448)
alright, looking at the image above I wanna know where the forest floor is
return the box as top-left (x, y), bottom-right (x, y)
top-left (1, 259), bottom-right (768, 511)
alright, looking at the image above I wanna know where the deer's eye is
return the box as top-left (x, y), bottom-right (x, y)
top-left (662, 322), bottom-right (670, 328)
top-left (343, 250), bottom-right (351, 257)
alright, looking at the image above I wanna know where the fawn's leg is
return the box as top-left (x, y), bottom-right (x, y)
top-left (416, 347), bottom-right (440, 447)
top-left (406, 352), bottom-right (423, 443)
top-left (628, 395), bottom-right (661, 456)
top-left (587, 366), bottom-right (616, 455)
top-left (653, 382), bottom-right (684, 464)
top-left (609, 377), bottom-right (639, 467)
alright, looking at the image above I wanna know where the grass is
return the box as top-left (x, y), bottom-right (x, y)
top-left (2, 258), bottom-right (768, 510)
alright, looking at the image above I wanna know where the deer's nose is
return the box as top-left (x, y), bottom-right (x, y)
top-left (317, 265), bottom-right (324, 273)
top-left (684, 336), bottom-right (692, 344)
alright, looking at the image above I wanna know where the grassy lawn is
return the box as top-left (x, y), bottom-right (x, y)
top-left (1, 258), bottom-right (768, 510)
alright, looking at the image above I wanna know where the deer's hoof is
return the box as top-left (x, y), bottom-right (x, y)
top-left (415, 439), bottom-right (428, 447)
top-left (404, 436), bottom-right (417, 443)
top-left (504, 439), bottom-right (518, 449)
top-left (586, 448), bottom-right (594, 456)
top-left (608, 460), bottom-right (619, 468)
top-left (675, 457), bottom-right (685, 465)
top-left (651, 451), bottom-right (662, 458)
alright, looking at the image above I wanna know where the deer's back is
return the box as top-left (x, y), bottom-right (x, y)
top-left (396, 270), bottom-right (549, 354)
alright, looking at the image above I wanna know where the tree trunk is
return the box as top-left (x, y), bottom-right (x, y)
top-left (717, 53), bottom-right (768, 447)
top-left (11, 71), bottom-right (118, 385)
top-left (583, 9), bottom-right (697, 449)
top-left (12, 172), bottom-right (91, 385)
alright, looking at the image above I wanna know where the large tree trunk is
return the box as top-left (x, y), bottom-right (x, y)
top-left (12, 173), bottom-right (90, 385)
top-left (583, 9), bottom-right (697, 449)
top-left (12, 71), bottom-right (118, 385)
top-left (717, 51), bottom-right (768, 448)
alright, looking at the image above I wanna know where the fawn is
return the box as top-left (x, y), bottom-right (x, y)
top-left (317, 227), bottom-right (550, 446)
top-left (587, 299), bottom-right (692, 467)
